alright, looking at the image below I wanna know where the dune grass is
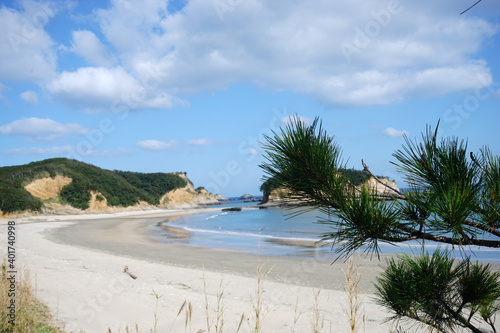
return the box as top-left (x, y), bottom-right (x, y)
top-left (343, 255), bottom-right (365, 333)
top-left (0, 260), bottom-right (63, 333)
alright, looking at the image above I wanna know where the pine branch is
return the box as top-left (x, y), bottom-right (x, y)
top-left (378, 227), bottom-right (499, 248)
top-left (470, 152), bottom-right (485, 172)
top-left (399, 226), bottom-right (500, 248)
top-left (439, 300), bottom-right (484, 333)
top-left (463, 220), bottom-right (500, 237)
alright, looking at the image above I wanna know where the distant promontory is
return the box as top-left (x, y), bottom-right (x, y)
top-left (0, 158), bottom-right (221, 217)
top-left (260, 169), bottom-right (400, 205)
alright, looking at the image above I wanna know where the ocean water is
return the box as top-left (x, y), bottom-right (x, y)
top-left (158, 203), bottom-right (500, 262)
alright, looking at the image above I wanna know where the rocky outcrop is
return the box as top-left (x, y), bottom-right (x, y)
top-left (261, 187), bottom-right (288, 205)
top-left (262, 176), bottom-right (401, 204)
top-left (222, 207), bottom-right (242, 212)
top-left (214, 194), bottom-right (229, 201)
top-left (363, 177), bottom-right (400, 198)
top-left (160, 174), bottom-right (220, 208)
top-left (88, 190), bottom-right (108, 212)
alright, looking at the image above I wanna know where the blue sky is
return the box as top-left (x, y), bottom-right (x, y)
top-left (0, 0), bottom-right (499, 197)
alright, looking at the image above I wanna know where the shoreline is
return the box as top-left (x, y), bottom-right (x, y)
top-left (1, 208), bottom-right (498, 332)
top-left (42, 208), bottom-right (388, 292)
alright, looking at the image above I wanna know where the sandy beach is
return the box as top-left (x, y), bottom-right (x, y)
top-left (1, 208), bottom-right (498, 333)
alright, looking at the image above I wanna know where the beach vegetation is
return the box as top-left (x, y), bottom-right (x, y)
top-left (344, 256), bottom-right (364, 333)
top-left (168, 300), bottom-right (193, 333)
top-left (0, 261), bottom-right (64, 333)
top-left (260, 116), bottom-right (500, 332)
top-left (195, 186), bottom-right (207, 193)
top-left (375, 249), bottom-right (500, 333)
top-left (251, 262), bottom-right (265, 333)
top-left (310, 289), bottom-right (324, 333)
top-left (0, 185), bottom-right (43, 214)
top-left (114, 170), bottom-right (187, 202)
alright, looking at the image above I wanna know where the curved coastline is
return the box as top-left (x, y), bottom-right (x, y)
top-left (41, 208), bottom-right (500, 291)
top-left (41, 208), bottom-right (385, 292)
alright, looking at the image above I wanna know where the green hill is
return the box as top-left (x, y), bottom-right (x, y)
top-left (0, 158), bottom-right (188, 214)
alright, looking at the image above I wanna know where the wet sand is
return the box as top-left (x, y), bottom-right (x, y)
top-left (43, 208), bottom-right (388, 292)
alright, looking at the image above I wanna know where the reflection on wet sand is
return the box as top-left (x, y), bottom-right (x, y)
top-left (159, 216), bottom-right (193, 239)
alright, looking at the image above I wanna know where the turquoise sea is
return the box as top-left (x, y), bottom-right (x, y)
top-left (158, 201), bottom-right (500, 262)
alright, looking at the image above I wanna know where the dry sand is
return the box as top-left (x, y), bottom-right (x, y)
top-left (1, 209), bottom-right (498, 333)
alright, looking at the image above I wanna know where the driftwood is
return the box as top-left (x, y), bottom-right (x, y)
top-left (123, 265), bottom-right (137, 279)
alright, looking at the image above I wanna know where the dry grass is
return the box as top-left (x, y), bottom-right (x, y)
top-left (251, 261), bottom-right (265, 333)
top-left (343, 255), bottom-right (365, 333)
top-left (291, 296), bottom-right (303, 333)
top-left (214, 276), bottom-right (225, 333)
top-left (0, 259), bottom-right (64, 333)
top-left (200, 273), bottom-right (227, 333)
top-left (168, 300), bottom-right (193, 333)
top-left (250, 247), bottom-right (276, 333)
top-left (150, 289), bottom-right (160, 333)
top-left (310, 289), bottom-right (324, 333)
top-left (202, 271), bottom-right (212, 333)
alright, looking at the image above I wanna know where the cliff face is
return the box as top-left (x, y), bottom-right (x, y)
top-left (24, 175), bottom-right (73, 200)
top-left (262, 187), bottom-right (296, 204)
top-left (160, 174), bottom-right (220, 208)
top-left (362, 177), bottom-right (400, 197)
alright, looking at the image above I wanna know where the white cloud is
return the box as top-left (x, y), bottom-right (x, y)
top-left (20, 91), bottom-right (38, 105)
top-left (0, 117), bottom-right (89, 141)
top-left (186, 138), bottom-right (214, 146)
top-left (5, 0), bottom-right (493, 109)
top-left (70, 30), bottom-right (114, 66)
top-left (0, 1), bottom-right (58, 82)
top-left (47, 66), bottom-right (175, 112)
top-left (47, 66), bottom-right (137, 107)
top-left (96, 0), bottom-right (169, 55)
top-left (383, 127), bottom-right (409, 137)
top-left (130, 0), bottom-right (495, 107)
top-left (137, 139), bottom-right (178, 151)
